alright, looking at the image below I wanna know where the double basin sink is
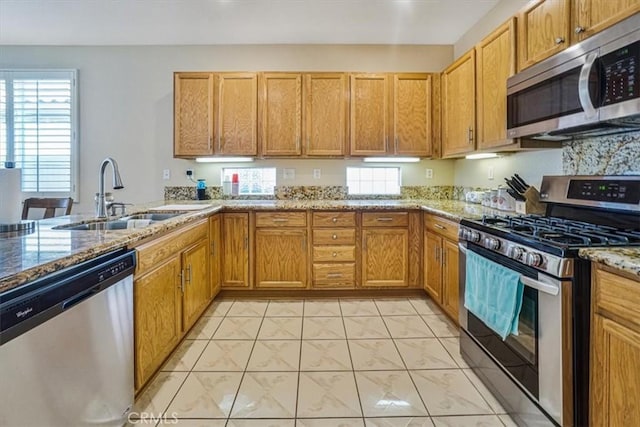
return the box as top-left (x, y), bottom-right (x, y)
top-left (54, 213), bottom-right (182, 231)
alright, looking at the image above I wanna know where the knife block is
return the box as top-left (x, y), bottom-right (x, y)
top-left (515, 187), bottom-right (547, 215)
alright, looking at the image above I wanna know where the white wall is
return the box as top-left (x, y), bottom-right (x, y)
top-left (1, 44), bottom-right (453, 213)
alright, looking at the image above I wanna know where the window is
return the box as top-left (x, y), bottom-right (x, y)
top-left (0, 70), bottom-right (78, 198)
top-left (222, 167), bottom-right (276, 195)
top-left (346, 167), bottom-right (401, 195)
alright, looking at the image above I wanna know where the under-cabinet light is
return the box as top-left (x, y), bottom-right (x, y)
top-left (195, 157), bottom-right (254, 163)
top-left (465, 153), bottom-right (499, 160)
top-left (363, 157), bottom-right (421, 163)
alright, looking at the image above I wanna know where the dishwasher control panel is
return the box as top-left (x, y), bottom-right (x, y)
top-left (97, 257), bottom-right (135, 283)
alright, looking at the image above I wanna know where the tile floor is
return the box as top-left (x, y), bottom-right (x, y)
top-left (131, 297), bottom-right (516, 427)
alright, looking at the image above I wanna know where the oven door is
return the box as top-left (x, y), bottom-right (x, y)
top-left (507, 49), bottom-right (600, 140)
top-left (458, 242), bottom-right (565, 425)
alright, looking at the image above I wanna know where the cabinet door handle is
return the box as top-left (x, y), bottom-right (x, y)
top-left (327, 273), bottom-right (343, 278)
top-left (185, 265), bottom-right (192, 284)
top-left (442, 249), bottom-right (446, 266)
top-left (208, 135), bottom-right (212, 151)
top-left (468, 126), bottom-right (473, 144)
top-left (376, 217), bottom-right (394, 222)
top-left (296, 138), bottom-right (301, 152)
top-left (211, 241), bottom-right (215, 256)
top-left (244, 236), bottom-right (248, 249)
top-left (575, 26), bottom-right (585, 34)
top-left (332, 252), bottom-right (338, 257)
top-left (434, 247), bottom-right (440, 263)
top-left (272, 218), bottom-right (289, 223)
top-left (395, 136), bottom-right (399, 152)
top-left (555, 37), bottom-right (565, 44)
top-left (179, 270), bottom-right (185, 293)
top-left (332, 234), bottom-right (338, 240)
top-left (385, 136), bottom-right (389, 152)
top-left (434, 224), bottom-right (445, 230)
top-left (332, 217), bottom-right (338, 223)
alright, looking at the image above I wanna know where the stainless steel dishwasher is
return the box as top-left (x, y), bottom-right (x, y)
top-left (0, 248), bottom-right (136, 427)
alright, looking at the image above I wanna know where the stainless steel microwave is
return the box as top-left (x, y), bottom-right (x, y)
top-left (507, 13), bottom-right (640, 141)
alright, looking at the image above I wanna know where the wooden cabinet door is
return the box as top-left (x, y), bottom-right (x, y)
top-left (477, 18), bottom-right (516, 150)
top-left (255, 229), bottom-right (308, 288)
top-left (424, 230), bottom-right (443, 301)
top-left (217, 73), bottom-right (258, 155)
top-left (361, 228), bottom-right (409, 287)
top-left (174, 73), bottom-right (214, 157)
top-left (393, 74), bottom-right (432, 156)
top-left (517, 0), bottom-right (571, 71)
top-left (591, 315), bottom-right (640, 426)
top-left (182, 238), bottom-right (211, 331)
top-left (442, 50), bottom-right (476, 157)
top-left (350, 74), bottom-right (390, 156)
top-left (259, 73), bottom-right (302, 156)
top-left (441, 238), bottom-right (460, 321)
top-left (221, 213), bottom-right (250, 288)
top-left (572, 0), bottom-right (640, 43)
top-left (134, 256), bottom-right (182, 389)
top-left (209, 215), bottom-right (221, 297)
top-left (303, 73), bottom-right (348, 156)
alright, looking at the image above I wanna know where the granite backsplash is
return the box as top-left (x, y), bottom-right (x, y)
top-left (563, 132), bottom-right (640, 175)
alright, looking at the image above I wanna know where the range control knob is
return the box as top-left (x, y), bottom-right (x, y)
top-left (525, 252), bottom-right (545, 267)
top-left (484, 237), bottom-right (501, 251)
top-left (468, 230), bottom-right (481, 243)
top-left (508, 246), bottom-right (525, 260)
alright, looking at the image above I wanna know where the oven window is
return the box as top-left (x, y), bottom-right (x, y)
top-left (508, 286), bottom-right (538, 366)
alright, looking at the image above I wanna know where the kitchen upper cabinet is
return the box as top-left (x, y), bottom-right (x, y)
top-left (517, 0), bottom-right (571, 71)
top-left (393, 73), bottom-right (433, 157)
top-left (590, 265), bottom-right (640, 426)
top-left (424, 213), bottom-right (460, 323)
top-left (134, 255), bottom-right (182, 390)
top-left (174, 73), bottom-right (214, 157)
top-left (255, 211), bottom-right (308, 288)
top-left (350, 74), bottom-right (390, 156)
top-left (476, 18), bottom-right (517, 150)
top-left (303, 73), bottom-right (349, 156)
top-left (259, 73), bottom-right (302, 156)
top-left (209, 215), bottom-right (221, 297)
top-left (572, 0), bottom-right (640, 43)
top-left (221, 212), bottom-right (250, 288)
top-left (442, 50), bottom-right (476, 158)
top-left (217, 73), bottom-right (258, 156)
top-left (181, 237), bottom-right (210, 331)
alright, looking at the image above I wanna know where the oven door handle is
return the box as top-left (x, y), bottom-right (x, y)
top-left (458, 243), bottom-right (560, 296)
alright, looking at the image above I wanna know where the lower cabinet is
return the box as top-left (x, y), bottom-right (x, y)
top-left (361, 212), bottom-right (410, 287)
top-left (221, 212), bottom-right (250, 288)
top-left (424, 213), bottom-right (460, 322)
top-left (209, 214), bottom-right (221, 297)
top-left (133, 219), bottom-right (210, 391)
top-left (312, 211), bottom-right (357, 289)
top-left (590, 264), bottom-right (640, 426)
top-left (255, 211), bottom-right (308, 288)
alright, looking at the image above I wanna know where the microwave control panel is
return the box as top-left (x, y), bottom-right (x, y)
top-left (567, 179), bottom-right (640, 204)
top-left (602, 40), bottom-right (639, 105)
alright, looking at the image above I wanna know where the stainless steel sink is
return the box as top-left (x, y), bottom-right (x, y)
top-left (53, 212), bottom-right (182, 231)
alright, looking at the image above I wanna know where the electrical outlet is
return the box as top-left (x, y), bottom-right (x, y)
top-left (283, 168), bottom-right (295, 180)
top-left (425, 168), bottom-right (433, 179)
top-left (313, 169), bottom-right (321, 179)
top-left (162, 169), bottom-right (171, 180)
top-left (488, 166), bottom-right (494, 180)
top-left (186, 169), bottom-right (194, 177)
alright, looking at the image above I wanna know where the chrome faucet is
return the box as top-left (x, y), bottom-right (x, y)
top-left (96, 157), bottom-right (124, 218)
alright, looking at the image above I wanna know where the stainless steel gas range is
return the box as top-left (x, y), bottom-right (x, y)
top-left (458, 175), bottom-right (640, 427)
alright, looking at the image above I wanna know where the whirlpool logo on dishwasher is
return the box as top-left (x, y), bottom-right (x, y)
top-left (16, 307), bottom-right (34, 318)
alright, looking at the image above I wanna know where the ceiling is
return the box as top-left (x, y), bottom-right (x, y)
top-left (0, 0), bottom-right (501, 45)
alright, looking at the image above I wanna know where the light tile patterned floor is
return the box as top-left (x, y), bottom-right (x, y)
top-left (132, 297), bottom-right (516, 427)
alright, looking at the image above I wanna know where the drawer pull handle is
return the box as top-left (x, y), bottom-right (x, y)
top-left (377, 217), bottom-right (394, 222)
top-left (332, 217), bottom-right (338, 223)
top-left (273, 218), bottom-right (289, 223)
top-left (555, 37), bottom-right (565, 45)
top-left (327, 273), bottom-right (343, 278)
top-left (434, 224), bottom-right (446, 230)
top-left (332, 252), bottom-right (338, 257)
top-left (332, 234), bottom-right (338, 240)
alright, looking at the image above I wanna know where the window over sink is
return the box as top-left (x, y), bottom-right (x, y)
top-left (0, 70), bottom-right (78, 199)
top-left (221, 167), bottom-right (276, 195)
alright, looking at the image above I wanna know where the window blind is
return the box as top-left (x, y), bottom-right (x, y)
top-left (1, 70), bottom-right (77, 195)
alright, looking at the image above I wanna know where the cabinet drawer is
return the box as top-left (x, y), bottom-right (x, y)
top-left (362, 212), bottom-right (408, 227)
top-left (136, 220), bottom-right (208, 275)
top-left (255, 211), bottom-right (307, 227)
top-left (313, 263), bottom-right (356, 283)
top-left (313, 211), bottom-right (356, 227)
top-left (313, 229), bottom-right (356, 245)
top-left (425, 214), bottom-right (459, 241)
top-left (594, 266), bottom-right (640, 332)
top-left (313, 245), bottom-right (356, 262)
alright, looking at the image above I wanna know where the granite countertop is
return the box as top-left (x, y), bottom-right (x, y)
top-left (2, 198), bottom-right (638, 293)
top-left (578, 247), bottom-right (640, 279)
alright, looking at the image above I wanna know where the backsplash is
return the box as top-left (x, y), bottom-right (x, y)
top-left (563, 132), bottom-right (640, 175)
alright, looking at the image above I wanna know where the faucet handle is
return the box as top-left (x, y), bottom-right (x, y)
top-left (109, 202), bottom-right (132, 216)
